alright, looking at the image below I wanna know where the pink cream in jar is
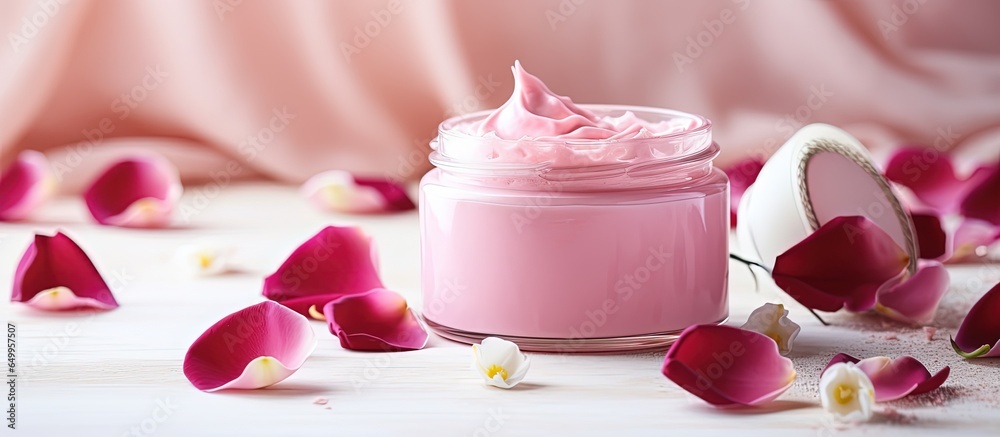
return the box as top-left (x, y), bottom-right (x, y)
top-left (419, 62), bottom-right (729, 352)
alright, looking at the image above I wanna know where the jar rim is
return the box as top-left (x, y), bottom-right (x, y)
top-left (431, 105), bottom-right (716, 178)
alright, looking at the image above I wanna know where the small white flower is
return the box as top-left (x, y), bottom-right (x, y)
top-left (820, 362), bottom-right (876, 422)
top-left (472, 337), bottom-right (530, 389)
top-left (740, 303), bottom-right (800, 355)
top-left (172, 244), bottom-right (229, 276)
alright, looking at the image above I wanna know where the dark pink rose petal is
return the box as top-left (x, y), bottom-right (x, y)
top-left (723, 157), bottom-right (765, 228)
top-left (302, 170), bottom-right (415, 214)
top-left (0, 150), bottom-right (53, 221)
top-left (84, 154), bottom-right (182, 228)
top-left (884, 147), bottom-right (964, 212)
top-left (184, 301), bottom-right (316, 391)
top-left (321, 288), bottom-right (428, 352)
top-left (952, 281), bottom-right (1000, 358)
top-left (12, 232), bottom-right (118, 311)
top-left (772, 216), bottom-right (909, 312)
top-left (824, 352), bottom-right (858, 368)
top-left (263, 226), bottom-right (383, 316)
top-left (823, 353), bottom-right (949, 401)
top-left (661, 325), bottom-right (795, 406)
top-left (353, 176), bottom-right (415, 211)
top-left (875, 261), bottom-right (949, 325)
top-left (960, 164), bottom-right (1000, 226)
top-left (910, 212), bottom-right (948, 260)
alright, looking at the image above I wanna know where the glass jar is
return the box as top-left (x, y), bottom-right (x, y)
top-left (419, 105), bottom-right (729, 352)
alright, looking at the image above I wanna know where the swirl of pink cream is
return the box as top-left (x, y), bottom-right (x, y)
top-left (470, 60), bottom-right (681, 141)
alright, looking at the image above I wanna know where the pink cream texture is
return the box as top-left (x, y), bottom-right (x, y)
top-left (470, 61), bottom-right (690, 141)
top-left (446, 61), bottom-right (704, 169)
top-left (421, 62), bottom-right (728, 340)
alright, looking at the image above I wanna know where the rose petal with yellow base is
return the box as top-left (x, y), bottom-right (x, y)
top-left (12, 232), bottom-right (119, 311)
top-left (183, 301), bottom-right (316, 392)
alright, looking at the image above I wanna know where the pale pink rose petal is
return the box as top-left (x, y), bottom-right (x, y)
top-left (951, 218), bottom-right (1000, 261)
top-left (263, 226), bottom-right (383, 316)
top-left (12, 232), bottom-right (118, 311)
top-left (875, 261), bottom-right (950, 326)
top-left (83, 154), bottom-right (182, 228)
top-left (772, 216), bottom-right (909, 313)
top-left (661, 325), bottom-right (796, 407)
top-left (823, 353), bottom-right (949, 402)
top-left (302, 170), bottom-right (414, 214)
top-left (322, 288), bottom-right (428, 352)
top-left (952, 281), bottom-right (1000, 358)
top-left (183, 301), bottom-right (316, 392)
top-left (0, 150), bottom-right (54, 221)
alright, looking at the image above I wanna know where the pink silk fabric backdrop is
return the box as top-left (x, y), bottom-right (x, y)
top-left (2, 0), bottom-right (999, 191)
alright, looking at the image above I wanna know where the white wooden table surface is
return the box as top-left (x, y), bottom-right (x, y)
top-left (2, 183), bottom-right (999, 436)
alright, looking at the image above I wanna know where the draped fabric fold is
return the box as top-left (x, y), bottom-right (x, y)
top-left (2, 0), bottom-right (999, 191)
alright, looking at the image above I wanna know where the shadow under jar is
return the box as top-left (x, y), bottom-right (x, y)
top-left (419, 105), bottom-right (729, 352)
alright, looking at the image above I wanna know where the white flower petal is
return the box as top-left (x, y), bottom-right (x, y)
top-left (504, 356), bottom-right (530, 386)
top-left (820, 363), bottom-right (875, 422)
top-left (471, 344), bottom-right (488, 373)
top-left (172, 244), bottom-right (230, 276)
top-left (740, 303), bottom-right (801, 355)
top-left (471, 337), bottom-right (529, 389)
top-left (480, 337), bottom-right (519, 366)
top-left (488, 374), bottom-right (512, 389)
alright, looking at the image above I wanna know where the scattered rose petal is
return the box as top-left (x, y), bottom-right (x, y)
top-left (875, 261), bottom-right (949, 326)
top-left (172, 244), bottom-right (230, 277)
top-left (883, 147), bottom-right (990, 213)
top-left (302, 170), bottom-right (415, 214)
top-left (84, 154), bottom-right (182, 228)
top-left (820, 362), bottom-right (875, 422)
top-left (472, 337), bottom-right (530, 389)
top-left (183, 301), bottom-right (316, 391)
top-left (263, 226), bottom-right (383, 316)
top-left (0, 150), bottom-right (54, 221)
top-left (823, 354), bottom-right (949, 402)
top-left (661, 325), bottom-right (795, 406)
top-left (910, 212), bottom-right (948, 260)
top-left (313, 397), bottom-right (328, 405)
top-left (951, 218), bottom-right (1000, 261)
top-left (321, 288), bottom-right (428, 352)
top-left (772, 216), bottom-right (909, 313)
top-left (12, 232), bottom-right (118, 311)
top-left (911, 211), bottom-right (999, 262)
top-left (739, 303), bottom-right (800, 356)
top-left (952, 281), bottom-right (1000, 358)
top-left (960, 164), bottom-right (1000, 226)
top-left (923, 326), bottom-right (937, 342)
top-left (723, 157), bottom-right (764, 227)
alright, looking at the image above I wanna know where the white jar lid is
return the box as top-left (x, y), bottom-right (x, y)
top-left (735, 123), bottom-right (918, 274)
